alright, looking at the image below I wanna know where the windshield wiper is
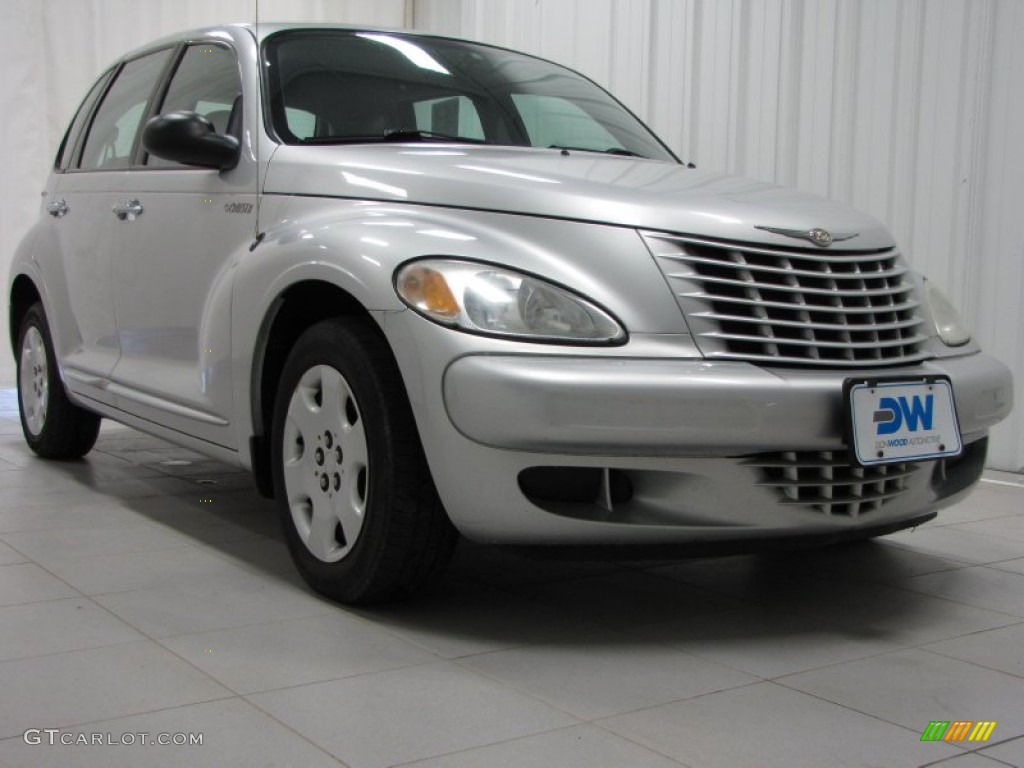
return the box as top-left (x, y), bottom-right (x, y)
top-left (383, 128), bottom-right (493, 144)
top-left (300, 130), bottom-right (493, 146)
top-left (549, 144), bottom-right (647, 158)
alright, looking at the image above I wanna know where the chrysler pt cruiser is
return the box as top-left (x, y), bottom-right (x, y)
top-left (8, 25), bottom-right (1013, 602)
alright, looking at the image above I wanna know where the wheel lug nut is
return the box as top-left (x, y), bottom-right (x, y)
top-left (314, 448), bottom-right (324, 465)
top-left (324, 431), bottom-right (333, 449)
top-left (334, 447), bottom-right (342, 464)
top-left (319, 474), bottom-right (329, 492)
top-left (333, 473), bottom-right (341, 491)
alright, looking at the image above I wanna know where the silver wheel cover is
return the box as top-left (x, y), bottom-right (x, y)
top-left (282, 365), bottom-right (369, 562)
top-left (19, 326), bottom-right (48, 436)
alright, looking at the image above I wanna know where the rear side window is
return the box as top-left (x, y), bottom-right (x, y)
top-left (55, 69), bottom-right (114, 171)
top-left (148, 43), bottom-right (242, 167)
top-left (77, 49), bottom-right (173, 170)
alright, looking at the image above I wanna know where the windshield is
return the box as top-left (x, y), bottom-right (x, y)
top-left (263, 30), bottom-right (677, 161)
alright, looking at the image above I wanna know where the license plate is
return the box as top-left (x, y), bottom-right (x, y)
top-left (845, 377), bottom-right (962, 466)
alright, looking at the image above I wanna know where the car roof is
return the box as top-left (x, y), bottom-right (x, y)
top-left (118, 22), bottom-right (449, 62)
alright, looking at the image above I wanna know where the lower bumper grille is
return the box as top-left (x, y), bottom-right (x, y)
top-left (746, 451), bottom-right (922, 517)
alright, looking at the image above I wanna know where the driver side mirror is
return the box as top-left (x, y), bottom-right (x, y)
top-left (142, 110), bottom-right (240, 170)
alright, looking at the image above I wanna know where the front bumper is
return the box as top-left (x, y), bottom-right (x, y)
top-left (443, 354), bottom-right (1011, 456)
top-left (387, 311), bottom-right (1012, 545)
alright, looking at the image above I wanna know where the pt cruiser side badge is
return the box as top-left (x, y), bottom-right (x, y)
top-left (754, 225), bottom-right (859, 247)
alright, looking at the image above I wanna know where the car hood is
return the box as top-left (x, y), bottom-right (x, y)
top-left (263, 145), bottom-right (895, 250)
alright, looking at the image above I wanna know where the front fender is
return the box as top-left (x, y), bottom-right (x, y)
top-left (230, 195), bottom-right (689, 463)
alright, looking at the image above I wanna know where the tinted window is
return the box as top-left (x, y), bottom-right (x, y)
top-left (512, 94), bottom-right (618, 152)
top-left (78, 49), bottom-right (172, 170)
top-left (148, 43), bottom-right (242, 167)
top-left (285, 107), bottom-right (317, 140)
top-left (55, 69), bottom-right (114, 170)
top-left (264, 31), bottom-right (674, 161)
top-left (412, 95), bottom-right (484, 140)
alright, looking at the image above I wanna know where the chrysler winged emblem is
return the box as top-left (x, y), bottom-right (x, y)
top-left (754, 226), bottom-right (859, 248)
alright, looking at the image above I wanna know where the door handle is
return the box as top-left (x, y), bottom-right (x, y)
top-left (47, 199), bottom-right (69, 218)
top-left (112, 199), bottom-right (144, 221)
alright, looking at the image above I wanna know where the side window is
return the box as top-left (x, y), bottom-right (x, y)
top-left (511, 93), bottom-right (620, 151)
top-left (148, 43), bottom-right (242, 167)
top-left (412, 96), bottom-right (484, 140)
top-left (285, 107), bottom-right (317, 140)
top-left (55, 69), bottom-right (114, 170)
top-left (77, 49), bottom-right (173, 170)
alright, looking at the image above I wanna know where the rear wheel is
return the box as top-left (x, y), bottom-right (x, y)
top-left (16, 303), bottom-right (100, 459)
top-left (271, 317), bottom-right (457, 604)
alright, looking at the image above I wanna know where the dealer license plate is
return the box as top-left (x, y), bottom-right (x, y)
top-left (845, 377), bottom-right (962, 466)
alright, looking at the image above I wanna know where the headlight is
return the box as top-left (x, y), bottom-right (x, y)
top-left (394, 259), bottom-right (626, 344)
top-left (925, 281), bottom-right (971, 346)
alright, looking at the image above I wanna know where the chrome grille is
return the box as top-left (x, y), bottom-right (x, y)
top-left (746, 451), bottom-right (921, 517)
top-left (645, 232), bottom-right (929, 366)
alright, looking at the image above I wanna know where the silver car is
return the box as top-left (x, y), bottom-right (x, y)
top-left (8, 24), bottom-right (1013, 603)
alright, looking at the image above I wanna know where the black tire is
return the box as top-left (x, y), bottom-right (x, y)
top-left (270, 316), bottom-right (457, 604)
top-left (16, 303), bottom-right (101, 459)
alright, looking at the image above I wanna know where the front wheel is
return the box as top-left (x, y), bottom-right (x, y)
top-left (271, 317), bottom-right (457, 604)
top-left (16, 303), bottom-right (100, 459)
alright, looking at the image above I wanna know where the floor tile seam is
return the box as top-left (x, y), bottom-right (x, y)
top-left (465, 654), bottom-right (768, 727)
top-left (0, 518), bottom-right (214, 547)
top-left (215, 657), bottom-right (467, 700)
top-left (918, 748), bottom-right (1017, 767)
top-left (13, 543), bottom-right (220, 586)
top-left (882, 538), bottom-right (1012, 566)
top-left (943, 522), bottom-right (1024, 542)
top-left (155, 638), bottom-right (444, 697)
top-left (656, 630), bottom-right (916, 680)
top-left (973, 735), bottom-right (1024, 766)
top-left (0, 692), bottom-right (239, 742)
top-left (92, 600), bottom-right (340, 640)
top-left (75, 591), bottom-right (349, 702)
top-left (393, 720), bottom-right (695, 768)
top-left (868, 573), bottom-right (1024, 620)
top-left (986, 561), bottom-right (1024, 576)
top-left (186, 537), bottom-right (325, 586)
top-left (929, 518), bottom-right (1024, 534)
top-left (869, 562), bottom-right (973, 584)
top-left (913, 618), bottom-right (1024, 649)
top-left (446, 650), bottom-right (668, 722)
top-left (587, 719), bottom-right (699, 768)
top-left (458, 561), bottom-right (637, 591)
top-left (0, 635), bottom-right (149, 667)
top-left (765, 677), bottom-right (974, 754)
top-left (911, 643), bottom-right (1024, 681)
top-left (0, 555), bottom-right (90, 606)
top-left (0, 694), bottom-right (360, 765)
top-left (3, 540), bottom-right (252, 596)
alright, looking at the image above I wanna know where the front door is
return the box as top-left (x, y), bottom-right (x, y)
top-left (108, 41), bottom-right (256, 448)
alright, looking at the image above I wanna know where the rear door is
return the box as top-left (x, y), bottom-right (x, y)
top-left (42, 49), bottom-right (173, 405)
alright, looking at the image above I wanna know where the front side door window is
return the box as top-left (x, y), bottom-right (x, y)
top-left (147, 43), bottom-right (242, 167)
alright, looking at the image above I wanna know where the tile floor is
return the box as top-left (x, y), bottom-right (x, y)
top-left (0, 387), bottom-right (1022, 767)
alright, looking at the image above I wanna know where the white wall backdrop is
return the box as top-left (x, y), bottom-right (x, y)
top-left (414, 0), bottom-right (1024, 472)
top-left (0, 0), bottom-right (408, 385)
top-left (1, 0), bottom-right (1021, 471)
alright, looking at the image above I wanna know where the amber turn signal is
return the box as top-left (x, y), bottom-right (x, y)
top-left (395, 265), bottom-right (461, 321)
